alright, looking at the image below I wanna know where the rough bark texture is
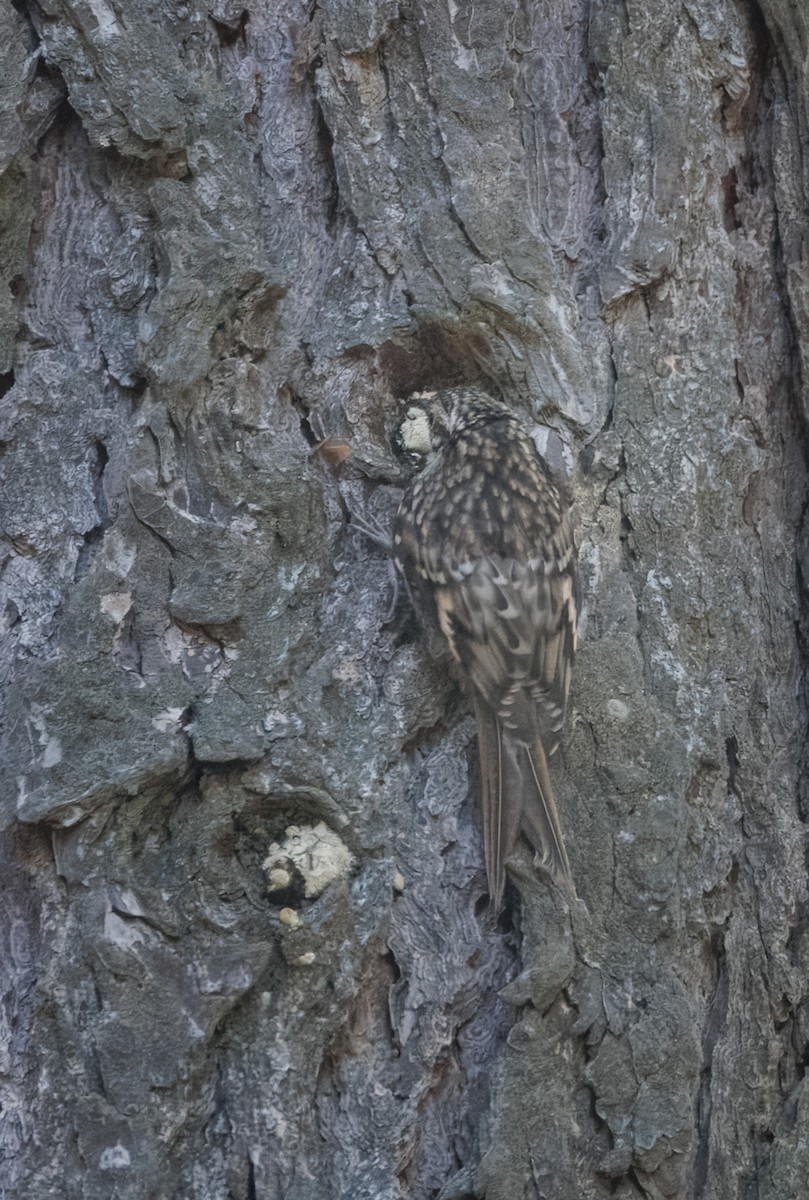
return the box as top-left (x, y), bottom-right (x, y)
top-left (1, 1), bottom-right (808, 1198)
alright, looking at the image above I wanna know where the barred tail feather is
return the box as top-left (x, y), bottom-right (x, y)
top-left (475, 698), bottom-right (575, 909)
top-left (517, 728), bottom-right (575, 899)
top-left (474, 698), bottom-right (521, 912)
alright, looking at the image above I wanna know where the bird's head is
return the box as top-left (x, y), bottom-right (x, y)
top-left (399, 387), bottom-right (509, 455)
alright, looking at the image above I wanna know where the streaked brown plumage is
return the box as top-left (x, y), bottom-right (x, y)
top-left (393, 386), bottom-right (578, 910)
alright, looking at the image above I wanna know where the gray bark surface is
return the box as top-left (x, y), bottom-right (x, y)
top-left (1, 1), bottom-right (807, 1197)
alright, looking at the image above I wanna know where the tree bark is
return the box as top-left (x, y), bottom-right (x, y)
top-left (1, 1), bottom-right (807, 1197)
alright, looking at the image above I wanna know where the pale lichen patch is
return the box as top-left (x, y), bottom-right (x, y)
top-left (264, 822), bottom-right (354, 900)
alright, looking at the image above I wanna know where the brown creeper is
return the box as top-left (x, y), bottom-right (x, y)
top-left (393, 387), bottom-right (578, 910)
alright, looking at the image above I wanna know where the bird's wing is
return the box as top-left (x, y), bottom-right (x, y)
top-left (433, 550), bottom-right (577, 749)
top-left (435, 551), bottom-right (577, 906)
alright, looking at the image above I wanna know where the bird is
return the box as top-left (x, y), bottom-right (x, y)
top-left (393, 386), bottom-right (578, 911)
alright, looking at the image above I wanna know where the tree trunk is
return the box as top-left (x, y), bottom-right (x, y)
top-left (1, 1), bottom-right (808, 1197)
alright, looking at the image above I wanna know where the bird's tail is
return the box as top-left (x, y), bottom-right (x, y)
top-left (475, 697), bottom-right (574, 911)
